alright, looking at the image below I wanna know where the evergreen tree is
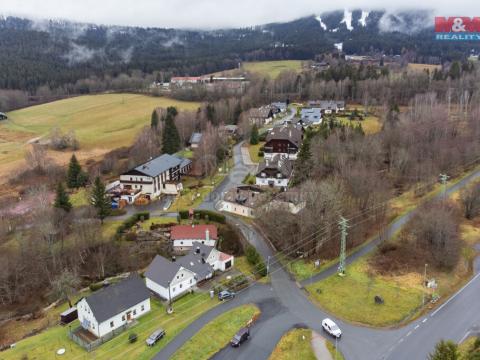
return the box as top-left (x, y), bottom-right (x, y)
top-left (91, 176), bottom-right (110, 223)
top-left (292, 135), bottom-right (313, 185)
top-left (151, 109), bottom-right (159, 128)
top-left (162, 112), bottom-right (181, 154)
top-left (67, 154), bottom-right (82, 188)
top-left (54, 182), bottom-right (72, 212)
top-left (449, 61), bottom-right (461, 80)
top-left (166, 106), bottom-right (178, 118)
top-left (428, 340), bottom-right (458, 360)
top-left (250, 124), bottom-right (259, 145)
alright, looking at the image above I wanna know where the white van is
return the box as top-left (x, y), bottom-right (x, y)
top-left (322, 318), bottom-right (342, 338)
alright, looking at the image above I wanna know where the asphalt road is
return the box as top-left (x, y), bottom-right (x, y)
top-left (153, 136), bottom-right (480, 360)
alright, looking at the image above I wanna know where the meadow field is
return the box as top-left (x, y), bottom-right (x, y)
top-left (242, 60), bottom-right (303, 79)
top-left (0, 94), bottom-right (200, 181)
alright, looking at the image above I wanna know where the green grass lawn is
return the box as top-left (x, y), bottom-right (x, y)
top-left (338, 115), bottom-right (382, 135)
top-left (276, 254), bottom-right (337, 282)
top-left (326, 340), bottom-right (345, 360)
top-left (243, 61), bottom-right (303, 79)
top-left (268, 328), bottom-right (316, 360)
top-left (248, 142), bottom-right (265, 164)
top-left (138, 217), bottom-right (177, 230)
top-left (3, 293), bottom-right (218, 360)
top-left (176, 149), bottom-right (194, 159)
top-left (70, 188), bottom-right (89, 207)
top-left (0, 94), bottom-right (199, 172)
top-left (306, 258), bottom-right (424, 327)
top-left (170, 304), bottom-right (260, 360)
top-left (234, 256), bottom-right (269, 284)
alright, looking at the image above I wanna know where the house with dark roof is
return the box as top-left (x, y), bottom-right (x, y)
top-left (119, 154), bottom-right (192, 201)
top-left (170, 224), bottom-right (218, 251)
top-left (145, 242), bottom-right (234, 301)
top-left (76, 274), bottom-right (150, 338)
top-left (246, 106), bottom-right (273, 127)
top-left (221, 186), bottom-right (269, 218)
top-left (256, 155), bottom-right (293, 188)
top-left (189, 132), bottom-right (203, 149)
top-left (263, 125), bottom-right (303, 160)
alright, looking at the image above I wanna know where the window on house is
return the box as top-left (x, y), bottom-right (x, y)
top-left (190, 279), bottom-right (192, 284)
top-left (172, 287), bottom-right (176, 292)
top-left (122, 315), bottom-right (125, 321)
top-left (133, 309), bottom-right (137, 316)
top-left (141, 305), bottom-right (145, 311)
top-left (110, 321), bottom-right (114, 328)
top-left (179, 284), bottom-right (183, 289)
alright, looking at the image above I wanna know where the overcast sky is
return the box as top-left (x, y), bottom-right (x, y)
top-left (1, 0), bottom-right (479, 29)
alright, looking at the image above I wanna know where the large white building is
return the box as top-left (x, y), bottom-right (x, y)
top-left (145, 242), bottom-right (234, 301)
top-left (256, 155), bottom-right (294, 188)
top-left (76, 275), bottom-right (151, 338)
top-left (120, 154), bottom-right (191, 201)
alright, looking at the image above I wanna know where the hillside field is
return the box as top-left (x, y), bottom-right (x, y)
top-left (0, 94), bottom-right (200, 181)
top-left (243, 60), bottom-right (303, 78)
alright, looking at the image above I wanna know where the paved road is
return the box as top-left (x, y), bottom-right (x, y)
top-left (153, 140), bottom-right (480, 360)
top-left (198, 141), bottom-right (256, 211)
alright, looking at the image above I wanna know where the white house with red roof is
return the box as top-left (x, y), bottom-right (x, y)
top-left (170, 224), bottom-right (218, 251)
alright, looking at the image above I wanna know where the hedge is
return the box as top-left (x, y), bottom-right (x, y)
top-left (178, 210), bottom-right (226, 224)
top-left (116, 211), bottom-right (150, 235)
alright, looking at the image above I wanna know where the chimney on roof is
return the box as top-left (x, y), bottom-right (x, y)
top-left (195, 246), bottom-right (200, 254)
top-left (205, 229), bottom-right (210, 242)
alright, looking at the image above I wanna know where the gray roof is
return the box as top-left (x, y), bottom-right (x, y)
top-left (300, 108), bottom-right (322, 121)
top-left (145, 255), bottom-right (183, 288)
top-left (223, 186), bottom-right (268, 209)
top-left (84, 274), bottom-right (149, 323)
top-left (177, 242), bottom-right (214, 282)
top-left (307, 100), bottom-right (345, 110)
top-left (189, 132), bottom-right (203, 144)
top-left (127, 154), bottom-right (185, 177)
top-left (176, 156), bottom-right (192, 169)
top-left (145, 243), bottom-right (215, 286)
top-left (256, 155), bottom-right (293, 178)
top-left (271, 102), bottom-right (287, 110)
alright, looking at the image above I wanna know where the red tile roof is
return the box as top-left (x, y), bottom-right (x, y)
top-left (170, 225), bottom-right (218, 241)
top-left (219, 252), bottom-right (233, 261)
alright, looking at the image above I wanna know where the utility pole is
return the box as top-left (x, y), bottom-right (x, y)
top-left (338, 216), bottom-right (349, 276)
top-left (422, 263), bottom-right (428, 306)
top-left (439, 173), bottom-right (449, 202)
top-left (266, 256), bottom-right (271, 276)
top-left (167, 281), bottom-right (173, 314)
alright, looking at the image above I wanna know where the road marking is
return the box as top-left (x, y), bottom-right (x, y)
top-left (431, 273), bottom-right (480, 317)
top-left (398, 338), bottom-right (404, 343)
top-left (406, 331), bottom-right (412, 337)
top-left (460, 331), bottom-right (472, 343)
top-left (414, 325), bottom-right (420, 330)
top-left (422, 318), bottom-right (428, 323)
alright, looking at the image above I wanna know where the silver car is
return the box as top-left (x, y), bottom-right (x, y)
top-left (146, 328), bottom-right (166, 346)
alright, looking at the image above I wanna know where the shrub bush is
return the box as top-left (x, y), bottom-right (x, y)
top-left (245, 245), bottom-right (261, 266)
top-left (110, 208), bottom-right (127, 217)
top-left (255, 261), bottom-right (268, 277)
top-left (257, 151), bottom-right (264, 157)
top-left (89, 282), bottom-right (103, 292)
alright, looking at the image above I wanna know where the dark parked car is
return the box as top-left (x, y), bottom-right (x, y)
top-left (146, 328), bottom-right (166, 346)
top-left (231, 327), bottom-right (250, 347)
top-left (218, 290), bottom-right (235, 301)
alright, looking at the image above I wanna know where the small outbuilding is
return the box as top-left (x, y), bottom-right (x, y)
top-left (0, 112), bottom-right (7, 120)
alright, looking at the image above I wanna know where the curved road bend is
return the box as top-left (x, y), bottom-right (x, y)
top-left (154, 144), bottom-right (480, 360)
